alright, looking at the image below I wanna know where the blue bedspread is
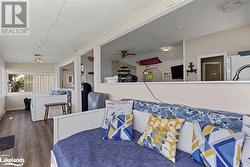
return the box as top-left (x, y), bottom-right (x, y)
top-left (53, 128), bottom-right (202, 167)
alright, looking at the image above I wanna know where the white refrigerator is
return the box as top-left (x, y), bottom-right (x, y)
top-left (230, 55), bottom-right (250, 81)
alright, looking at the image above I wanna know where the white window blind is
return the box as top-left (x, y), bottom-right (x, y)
top-left (33, 74), bottom-right (54, 92)
top-left (8, 73), bottom-right (54, 93)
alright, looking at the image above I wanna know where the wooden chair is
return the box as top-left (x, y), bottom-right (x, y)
top-left (44, 102), bottom-right (67, 123)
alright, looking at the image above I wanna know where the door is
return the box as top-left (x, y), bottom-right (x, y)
top-left (202, 62), bottom-right (222, 81)
top-left (201, 56), bottom-right (224, 81)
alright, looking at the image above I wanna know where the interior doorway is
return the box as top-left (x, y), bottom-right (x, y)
top-left (81, 50), bottom-right (94, 88)
top-left (197, 53), bottom-right (227, 81)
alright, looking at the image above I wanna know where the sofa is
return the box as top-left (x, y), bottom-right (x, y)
top-left (51, 100), bottom-right (249, 167)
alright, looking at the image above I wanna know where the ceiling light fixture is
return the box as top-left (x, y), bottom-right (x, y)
top-left (161, 46), bottom-right (173, 52)
top-left (220, 0), bottom-right (244, 13)
top-left (33, 54), bottom-right (43, 63)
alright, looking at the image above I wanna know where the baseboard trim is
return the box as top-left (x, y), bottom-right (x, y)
top-left (6, 108), bottom-right (25, 111)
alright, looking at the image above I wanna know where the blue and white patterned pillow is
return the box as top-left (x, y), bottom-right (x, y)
top-left (192, 122), bottom-right (245, 167)
top-left (125, 99), bottom-right (243, 132)
top-left (242, 115), bottom-right (250, 166)
top-left (242, 137), bottom-right (250, 167)
top-left (243, 115), bottom-right (250, 136)
top-left (102, 100), bottom-right (133, 130)
top-left (104, 114), bottom-right (133, 141)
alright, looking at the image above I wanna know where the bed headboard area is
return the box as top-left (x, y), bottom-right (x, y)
top-left (123, 99), bottom-right (243, 132)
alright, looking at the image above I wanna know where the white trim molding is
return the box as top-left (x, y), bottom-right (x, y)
top-left (94, 46), bottom-right (101, 85)
top-left (53, 108), bottom-right (105, 144)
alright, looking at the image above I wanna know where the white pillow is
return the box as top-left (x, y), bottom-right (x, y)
top-left (102, 100), bottom-right (133, 129)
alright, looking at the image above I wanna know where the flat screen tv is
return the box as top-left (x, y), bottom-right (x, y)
top-left (171, 65), bottom-right (183, 79)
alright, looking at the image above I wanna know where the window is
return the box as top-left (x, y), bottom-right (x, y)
top-left (7, 73), bottom-right (54, 93)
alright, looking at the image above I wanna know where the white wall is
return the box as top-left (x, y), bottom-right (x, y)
top-left (185, 24), bottom-right (250, 81)
top-left (6, 63), bottom-right (55, 72)
top-left (0, 57), bottom-right (5, 67)
top-left (6, 92), bottom-right (31, 111)
top-left (95, 82), bottom-right (250, 114)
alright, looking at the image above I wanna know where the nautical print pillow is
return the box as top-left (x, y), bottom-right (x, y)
top-left (104, 114), bottom-right (133, 141)
top-left (102, 100), bottom-right (133, 130)
top-left (137, 115), bottom-right (185, 163)
top-left (192, 122), bottom-right (245, 167)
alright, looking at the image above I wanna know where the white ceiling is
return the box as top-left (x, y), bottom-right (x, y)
top-left (101, 0), bottom-right (250, 63)
top-left (0, 0), bottom-right (157, 63)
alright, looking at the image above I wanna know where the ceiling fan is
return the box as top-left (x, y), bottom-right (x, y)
top-left (113, 50), bottom-right (136, 58)
top-left (33, 54), bottom-right (43, 63)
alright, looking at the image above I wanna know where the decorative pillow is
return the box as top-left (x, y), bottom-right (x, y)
top-left (137, 115), bottom-right (185, 163)
top-left (104, 114), bottom-right (133, 141)
top-left (243, 115), bottom-right (250, 136)
top-left (102, 100), bottom-right (133, 130)
top-left (192, 122), bottom-right (245, 167)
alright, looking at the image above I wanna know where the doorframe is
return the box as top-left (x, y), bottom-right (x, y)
top-left (197, 52), bottom-right (227, 81)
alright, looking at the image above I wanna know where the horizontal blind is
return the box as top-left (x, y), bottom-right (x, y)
top-left (24, 75), bottom-right (33, 92)
top-left (33, 74), bottom-right (54, 92)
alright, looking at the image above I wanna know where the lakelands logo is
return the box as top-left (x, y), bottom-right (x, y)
top-left (0, 0), bottom-right (29, 35)
top-left (0, 155), bottom-right (25, 166)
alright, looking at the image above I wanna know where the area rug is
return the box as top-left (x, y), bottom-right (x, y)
top-left (0, 135), bottom-right (15, 151)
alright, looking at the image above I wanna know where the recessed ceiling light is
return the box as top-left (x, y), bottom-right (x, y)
top-left (161, 46), bottom-right (173, 52)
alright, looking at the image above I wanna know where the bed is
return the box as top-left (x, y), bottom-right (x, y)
top-left (53, 128), bottom-right (201, 167)
top-left (51, 100), bottom-right (247, 167)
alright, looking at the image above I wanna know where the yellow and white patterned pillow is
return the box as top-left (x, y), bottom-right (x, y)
top-left (137, 115), bottom-right (185, 163)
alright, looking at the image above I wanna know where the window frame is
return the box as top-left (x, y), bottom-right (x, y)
top-left (6, 69), bottom-right (55, 95)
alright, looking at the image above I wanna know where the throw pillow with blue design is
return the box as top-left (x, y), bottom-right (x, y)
top-left (242, 115), bottom-right (250, 167)
top-left (192, 121), bottom-right (245, 167)
top-left (104, 114), bottom-right (133, 141)
top-left (243, 115), bottom-right (250, 136)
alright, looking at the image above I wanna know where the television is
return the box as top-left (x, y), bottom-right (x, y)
top-left (171, 65), bottom-right (183, 79)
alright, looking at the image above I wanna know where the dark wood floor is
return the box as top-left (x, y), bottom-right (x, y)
top-left (0, 110), bottom-right (53, 167)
